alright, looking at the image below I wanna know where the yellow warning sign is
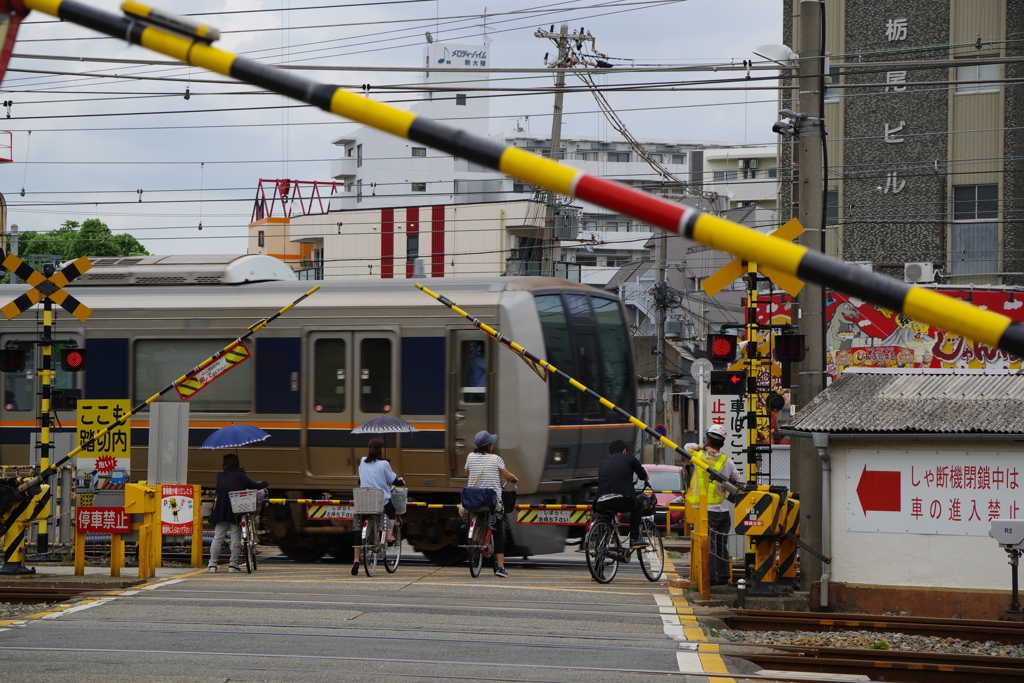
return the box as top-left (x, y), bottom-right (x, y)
top-left (306, 504), bottom-right (354, 520)
top-left (516, 508), bottom-right (590, 526)
top-left (175, 341), bottom-right (251, 400)
top-left (76, 399), bottom-right (131, 478)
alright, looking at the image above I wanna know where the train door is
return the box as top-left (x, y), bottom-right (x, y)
top-left (306, 333), bottom-right (354, 477)
top-left (449, 329), bottom-right (489, 472)
top-left (352, 332), bottom-right (399, 472)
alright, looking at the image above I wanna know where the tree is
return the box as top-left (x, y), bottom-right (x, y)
top-left (15, 219), bottom-right (149, 261)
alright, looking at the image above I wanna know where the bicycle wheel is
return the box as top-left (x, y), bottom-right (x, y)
top-left (362, 516), bottom-right (378, 577)
top-left (238, 517), bottom-right (253, 574)
top-left (384, 518), bottom-right (402, 573)
top-left (638, 518), bottom-right (664, 582)
top-left (249, 513), bottom-right (260, 572)
top-left (468, 513), bottom-right (484, 578)
top-left (585, 520), bottom-right (620, 584)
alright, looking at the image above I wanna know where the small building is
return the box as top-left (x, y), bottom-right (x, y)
top-left (785, 368), bottom-right (1024, 619)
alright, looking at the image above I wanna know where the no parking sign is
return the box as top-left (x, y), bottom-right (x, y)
top-left (161, 485), bottom-right (195, 535)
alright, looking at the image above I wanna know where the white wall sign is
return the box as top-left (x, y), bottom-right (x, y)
top-left (847, 449), bottom-right (1022, 536)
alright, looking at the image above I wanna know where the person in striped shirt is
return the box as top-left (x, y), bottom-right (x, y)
top-left (464, 430), bottom-right (518, 577)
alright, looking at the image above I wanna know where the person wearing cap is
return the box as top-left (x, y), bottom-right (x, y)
top-left (682, 425), bottom-right (743, 585)
top-left (464, 430), bottom-right (518, 577)
top-left (594, 440), bottom-right (650, 549)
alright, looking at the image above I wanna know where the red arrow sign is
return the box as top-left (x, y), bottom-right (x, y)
top-left (729, 374), bottom-right (742, 385)
top-left (856, 465), bottom-right (901, 515)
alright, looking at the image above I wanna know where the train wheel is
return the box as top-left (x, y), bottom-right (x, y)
top-left (421, 546), bottom-right (467, 566)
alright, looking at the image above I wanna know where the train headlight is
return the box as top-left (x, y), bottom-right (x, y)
top-left (548, 448), bottom-right (568, 466)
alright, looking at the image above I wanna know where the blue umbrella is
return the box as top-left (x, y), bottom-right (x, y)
top-left (351, 416), bottom-right (419, 435)
top-left (201, 424), bottom-right (271, 449)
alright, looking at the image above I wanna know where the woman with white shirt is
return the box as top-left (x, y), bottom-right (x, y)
top-left (464, 430), bottom-right (518, 578)
top-left (351, 437), bottom-right (404, 576)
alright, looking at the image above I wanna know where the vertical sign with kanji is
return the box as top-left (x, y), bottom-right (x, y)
top-left (76, 400), bottom-right (131, 486)
top-left (161, 485), bottom-right (195, 535)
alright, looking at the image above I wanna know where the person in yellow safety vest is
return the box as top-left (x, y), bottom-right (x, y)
top-left (681, 424), bottom-right (743, 586)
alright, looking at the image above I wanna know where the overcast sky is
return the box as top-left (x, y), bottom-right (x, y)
top-left (0, 0), bottom-right (783, 255)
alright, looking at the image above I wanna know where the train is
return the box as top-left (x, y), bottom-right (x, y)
top-left (0, 255), bottom-right (637, 564)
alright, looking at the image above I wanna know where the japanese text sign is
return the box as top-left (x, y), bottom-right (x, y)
top-left (161, 485), bottom-right (195, 535)
top-left (847, 449), bottom-right (1022, 536)
top-left (76, 399), bottom-right (131, 478)
top-left (76, 507), bottom-right (129, 533)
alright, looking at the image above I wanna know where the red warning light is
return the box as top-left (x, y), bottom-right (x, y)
top-left (60, 348), bottom-right (86, 372)
top-left (706, 333), bottom-right (738, 360)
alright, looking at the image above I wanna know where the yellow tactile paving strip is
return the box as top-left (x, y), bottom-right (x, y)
top-left (663, 556), bottom-right (736, 682)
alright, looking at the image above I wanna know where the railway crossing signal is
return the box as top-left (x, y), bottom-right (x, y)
top-left (710, 370), bottom-right (745, 395)
top-left (0, 253), bottom-right (92, 568)
top-left (700, 218), bottom-right (807, 298)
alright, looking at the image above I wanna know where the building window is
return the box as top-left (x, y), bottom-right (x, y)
top-left (951, 184), bottom-right (999, 276)
top-left (574, 151), bottom-right (597, 161)
top-left (766, 167), bottom-right (778, 178)
top-left (607, 152), bottom-right (630, 162)
top-left (825, 190), bottom-right (839, 225)
top-left (411, 182), bottom-right (426, 192)
top-left (646, 153), bottom-right (663, 163)
top-left (713, 170), bottom-right (739, 182)
top-left (347, 147), bottom-right (354, 158)
top-left (672, 154), bottom-right (686, 165)
top-left (823, 65), bottom-right (842, 102)
top-left (257, 231), bottom-right (265, 247)
top-left (407, 234), bottom-right (419, 262)
top-left (356, 144), bottom-right (363, 167)
top-left (955, 61), bottom-right (999, 93)
top-left (411, 147), bottom-right (426, 157)
top-left (513, 182), bottom-right (527, 193)
top-left (455, 93), bottom-right (467, 105)
top-left (575, 254), bottom-right (597, 266)
top-left (356, 179), bottom-right (363, 202)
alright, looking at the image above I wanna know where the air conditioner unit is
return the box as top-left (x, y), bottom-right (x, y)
top-left (904, 262), bottom-right (936, 284)
top-left (737, 159), bottom-right (748, 169)
top-left (748, 158), bottom-right (758, 169)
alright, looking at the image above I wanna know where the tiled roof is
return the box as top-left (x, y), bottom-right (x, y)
top-left (788, 369), bottom-right (1024, 434)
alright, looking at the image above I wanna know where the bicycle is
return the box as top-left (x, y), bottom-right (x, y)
top-left (354, 485), bottom-right (405, 576)
top-left (228, 489), bottom-right (263, 574)
top-left (462, 483), bottom-right (512, 578)
top-left (584, 486), bottom-right (665, 584)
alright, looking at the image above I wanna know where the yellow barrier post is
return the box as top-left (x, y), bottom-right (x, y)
top-left (110, 532), bottom-right (124, 577)
top-left (190, 485), bottom-right (203, 567)
top-left (73, 527), bottom-right (85, 576)
top-left (125, 482), bottom-right (159, 579)
top-left (697, 489), bottom-right (711, 600)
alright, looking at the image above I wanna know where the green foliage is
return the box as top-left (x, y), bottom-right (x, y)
top-left (869, 640), bottom-right (890, 650)
top-left (16, 219), bottom-right (149, 261)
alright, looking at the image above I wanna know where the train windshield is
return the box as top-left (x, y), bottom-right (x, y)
top-left (534, 292), bottom-right (635, 423)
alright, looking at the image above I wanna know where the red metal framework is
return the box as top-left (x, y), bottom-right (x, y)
top-left (250, 178), bottom-right (343, 222)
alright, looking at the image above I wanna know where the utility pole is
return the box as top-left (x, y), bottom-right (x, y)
top-left (537, 24), bottom-right (569, 277)
top-left (654, 231), bottom-right (667, 463)
top-left (791, 0), bottom-right (825, 592)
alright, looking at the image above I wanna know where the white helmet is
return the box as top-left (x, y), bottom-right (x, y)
top-left (706, 425), bottom-right (727, 442)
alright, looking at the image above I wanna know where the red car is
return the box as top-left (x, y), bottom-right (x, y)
top-left (642, 464), bottom-right (688, 534)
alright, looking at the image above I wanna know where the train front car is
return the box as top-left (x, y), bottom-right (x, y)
top-left (0, 260), bottom-right (636, 565)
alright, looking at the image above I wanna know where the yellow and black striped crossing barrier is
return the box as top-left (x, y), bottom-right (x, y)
top-left (16, 0), bottom-right (1024, 361)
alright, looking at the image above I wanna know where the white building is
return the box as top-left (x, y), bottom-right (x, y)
top-left (248, 40), bottom-right (779, 283)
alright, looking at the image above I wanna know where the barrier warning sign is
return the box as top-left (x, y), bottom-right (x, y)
top-left (76, 399), bottom-right (131, 479)
top-left (161, 485), bottom-right (195, 534)
top-left (175, 341), bottom-right (251, 400)
top-left (77, 507), bottom-right (129, 533)
top-left (516, 508), bottom-right (590, 526)
top-left (307, 504), bottom-right (354, 520)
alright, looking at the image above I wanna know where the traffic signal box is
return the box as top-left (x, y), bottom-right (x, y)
top-left (706, 332), bottom-right (738, 361)
top-left (710, 370), bottom-right (744, 395)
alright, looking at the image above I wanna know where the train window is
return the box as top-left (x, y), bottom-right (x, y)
top-left (135, 339), bottom-right (252, 412)
top-left (314, 339), bottom-right (346, 413)
top-left (576, 331), bottom-right (604, 417)
top-left (534, 294), bottom-right (578, 417)
top-left (564, 294), bottom-right (593, 320)
top-left (359, 338), bottom-right (392, 414)
top-left (591, 296), bottom-right (634, 410)
top-left (460, 340), bottom-right (486, 404)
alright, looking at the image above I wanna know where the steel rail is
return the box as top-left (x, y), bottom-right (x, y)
top-left (18, 0), bottom-right (1024, 363)
top-left (416, 283), bottom-right (738, 490)
top-left (15, 285), bottom-right (320, 493)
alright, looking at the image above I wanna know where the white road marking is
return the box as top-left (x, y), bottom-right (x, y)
top-left (654, 594), bottom-right (705, 673)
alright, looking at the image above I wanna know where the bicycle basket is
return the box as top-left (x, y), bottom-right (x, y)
top-left (352, 487), bottom-right (385, 515)
top-left (636, 491), bottom-right (657, 516)
top-left (390, 487), bottom-right (408, 515)
top-left (229, 489), bottom-right (258, 514)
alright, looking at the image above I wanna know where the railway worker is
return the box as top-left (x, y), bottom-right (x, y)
top-left (351, 437), bottom-right (405, 576)
top-left (594, 440), bottom-right (650, 549)
top-left (682, 424), bottom-right (743, 586)
top-left (209, 453), bottom-right (269, 573)
top-left (465, 430), bottom-right (518, 578)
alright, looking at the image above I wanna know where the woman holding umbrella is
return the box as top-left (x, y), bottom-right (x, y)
top-left (209, 453), bottom-right (269, 573)
top-left (351, 437), bottom-right (404, 576)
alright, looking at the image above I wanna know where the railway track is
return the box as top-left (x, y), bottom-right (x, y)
top-left (744, 645), bottom-right (1024, 683)
top-left (723, 608), bottom-right (1024, 645)
top-left (0, 587), bottom-right (90, 605)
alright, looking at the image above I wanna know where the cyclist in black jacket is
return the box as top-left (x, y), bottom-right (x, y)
top-left (594, 440), bottom-right (649, 549)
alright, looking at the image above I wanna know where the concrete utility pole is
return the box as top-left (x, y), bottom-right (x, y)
top-left (792, 0), bottom-right (826, 592)
top-left (541, 24), bottom-right (569, 277)
top-left (654, 231), bottom-right (667, 463)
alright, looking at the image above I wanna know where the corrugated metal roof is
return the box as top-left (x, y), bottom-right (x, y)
top-left (788, 370), bottom-right (1024, 434)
